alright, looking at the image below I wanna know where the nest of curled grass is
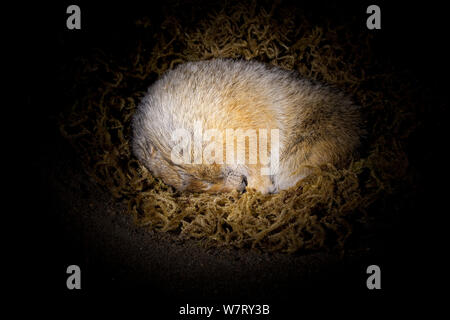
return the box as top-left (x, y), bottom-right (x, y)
top-left (60, 0), bottom-right (417, 253)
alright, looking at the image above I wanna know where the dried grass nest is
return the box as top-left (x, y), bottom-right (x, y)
top-left (60, 0), bottom-right (417, 253)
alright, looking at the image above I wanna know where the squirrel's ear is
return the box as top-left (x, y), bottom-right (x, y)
top-left (132, 137), bottom-right (156, 161)
top-left (145, 140), bottom-right (156, 156)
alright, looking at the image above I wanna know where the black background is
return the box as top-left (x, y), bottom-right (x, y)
top-left (12, 0), bottom-right (448, 315)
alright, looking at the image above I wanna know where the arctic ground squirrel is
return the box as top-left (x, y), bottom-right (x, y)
top-left (132, 59), bottom-right (363, 194)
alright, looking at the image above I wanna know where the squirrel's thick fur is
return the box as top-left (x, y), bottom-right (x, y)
top-left (132, 59), bottom-right (363, 194)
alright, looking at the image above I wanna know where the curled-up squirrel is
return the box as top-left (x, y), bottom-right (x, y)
top-left (132, 59), bottom-right (363, 194)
